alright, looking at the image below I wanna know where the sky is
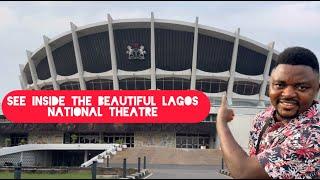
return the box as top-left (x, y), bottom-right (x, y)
top-left (0, 1), bottom-right (319, 101)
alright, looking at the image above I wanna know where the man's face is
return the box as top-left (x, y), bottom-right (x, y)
top-left (269, 64), bottom-right (319, 120)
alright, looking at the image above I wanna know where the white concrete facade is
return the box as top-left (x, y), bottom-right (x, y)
top-left (21, 15), bottom-right (279, 107)
top-left (107, 14), bottom-right (119, 90)
top-left (70, 22), bottom-right (87, 90)
top-left (43, 35), bottom-right (60, 90)
top-left (15, 13), bottom-right (285, 151)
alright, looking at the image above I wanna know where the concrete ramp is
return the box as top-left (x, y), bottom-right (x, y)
top-left (108, 147), bottom-right (223, 165)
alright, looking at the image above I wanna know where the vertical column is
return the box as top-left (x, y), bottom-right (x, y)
top-left (190, 17), bottom-right (199, 90)
top-left (259, 42), bottom-right (275, 106)
top-left (107, 14), bottom-right (119, 90)
top-left (19, 64), bottom-right (28, 89)
top-left (26, 50), bottom-right (39, 90)
top-left (43, 35), bottom-right (60, 90)
top-left (19, 76), bottom-right (26, 89)
top-left (84, 150), bottom-right (88, 163)
top-left (70, 22), bottom-right (86, 90)
top-left (214, 132), bottom-right (221, 149)
top-left (226, 28), bottom-right (240, 106)
top-left (150, 12), bottom-right (156, 90)
top-left (99, 132), bottom-right (103, 144)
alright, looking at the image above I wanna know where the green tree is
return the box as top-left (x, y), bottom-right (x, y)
top-left (71, 134), bottom-right (78, 144)
top-left (5, 138), bottom-right (11, 147)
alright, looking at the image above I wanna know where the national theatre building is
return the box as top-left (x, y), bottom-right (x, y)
top-left (0, 13), bottom-right (280, 166)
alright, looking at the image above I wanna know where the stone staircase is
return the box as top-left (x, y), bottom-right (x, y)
top-left (106, 147), bottom-right (223, 165)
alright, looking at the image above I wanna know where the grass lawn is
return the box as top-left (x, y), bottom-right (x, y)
top-left (0, 172), bottom-right (91, 179)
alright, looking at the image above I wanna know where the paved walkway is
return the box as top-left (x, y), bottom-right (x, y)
top-left (108, 147), bottom-right (223, 165)
top-left (146, 164), bottom-right (231, 179)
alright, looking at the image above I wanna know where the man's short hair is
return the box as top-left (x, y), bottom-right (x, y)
top-left (274, 47), bottom-right (319, 73)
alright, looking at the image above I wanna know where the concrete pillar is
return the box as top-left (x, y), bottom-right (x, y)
top-left (99, 132), bottom-right (103, 144)
top-left (26, 50), bottom-right (39, 90)
top-left (226, 28), bottom-right (240, 106)
top-left (259, 42), bottom-right (275, 106)
top-left (43, 35), bottom-right (60, 90)
top-left (190, 17), bottom-right (199, 90)
top-left (19, 64), bottom-right (28, 89)
top-left (84, 150), bottom-right (88, 163)
top-left (150, 12), bottom-right (156, 90)
top-left (19, 76), bottom-right (26, 89)
top-left (107, 14), bottom-right (119, 90)
top-left (70, 22), bottom-right (86, 90)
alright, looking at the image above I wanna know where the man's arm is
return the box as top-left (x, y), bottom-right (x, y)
top-left (216, 95), bottom-right (270, 179)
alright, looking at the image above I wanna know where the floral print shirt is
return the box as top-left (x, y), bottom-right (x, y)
top-left (249, 102), bottom-right (320, 179)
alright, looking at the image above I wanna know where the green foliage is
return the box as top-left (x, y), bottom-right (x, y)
top-left (5, 138), bottom-right (11, 147)
top-left (71, 134), bottom-right (78, 144)
top-left (19, 139), bottom-right (26, 145)
top-left (115, 139), bottom-right (124, 145)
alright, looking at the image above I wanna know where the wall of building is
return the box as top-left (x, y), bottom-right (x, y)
top-left (29, 131), bottom-right (63, 144)
top-left (228, 114), bottom-right (256, 153)
top-left (0, 151), bottom-right (51, 167)
top-left (212, 106), bottom-right (264, 153)
top-left (135, 131), bottom-right (176, 148)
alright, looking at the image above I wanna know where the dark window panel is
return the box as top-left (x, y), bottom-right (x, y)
top-left (52, 41), bottom-right (78, 76)
top-left (86, 79), bottom-right (113, 90)
top-left (119, 78), bottom-right (151, 90)
top-left (41, 85), bottom-right (54, 90)
top-left (155, 29), bottom-right (193, 71)
top-left (156, 78), bottom-right (191, 90)
top-left (197, 34), bottom-right (233, 72)
top-left (196, 79), bottom-right (228, 93)
top-left (79, 32), bottom-right (112, 73)
top-left (60, 81), bottom-right (80, 90)
top-left (233, 81), bottom-right (260, 95)
top-left (36, 57), bottom-right (51, 80)
top-left (236, 46), bottom-right (267, 75)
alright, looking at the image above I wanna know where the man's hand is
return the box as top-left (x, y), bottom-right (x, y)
top-left (217, 95), bottom-right (234, 124)
top-left (216, 95), bottom-right (270, 179)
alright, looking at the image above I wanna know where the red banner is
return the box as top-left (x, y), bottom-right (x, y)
top-left (2, 90), bottom-right (210, 124)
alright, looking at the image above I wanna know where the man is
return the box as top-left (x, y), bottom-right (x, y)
top-left (217, 47), bottom-right (319, 179)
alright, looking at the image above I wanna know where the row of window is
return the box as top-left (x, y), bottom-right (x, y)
top-left (176, 133), bottom-right (210, 149)
top-left (40, 78), bottom-right (267, 96)
top-left (202, 114), bottom-right (217, 123)
top-left (4, 133), bottom-right (212, 149)
top-left (63, 133), bottom-right (135, 147)
top-left (4, 133), bottom-right (29, 146)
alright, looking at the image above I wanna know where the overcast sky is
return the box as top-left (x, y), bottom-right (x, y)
top-left (0, 1), bottom-right (319, 101)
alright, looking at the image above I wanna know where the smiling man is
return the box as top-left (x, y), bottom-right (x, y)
top-left (217, 47), bottom-right (320, 179)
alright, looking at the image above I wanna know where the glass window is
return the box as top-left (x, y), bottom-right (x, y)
top-left (176, 133), bottom-right (210, 149)
top-left (103, 133), bottom-right (134, 147)
top-left (156, 78), bottom-right (190, 90)
top-left (119, 78), bottom-right (151, 90)
top-left (196, 79), bottom-right (228, 93)
top-left (41, 85), bottom-right (54, 90)
top-left (60, 82), bottom-right (80, 90)
top-left (10, 133), bottom-right (28, 146)
top-left (233, 81), bottom-right (260, 95)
